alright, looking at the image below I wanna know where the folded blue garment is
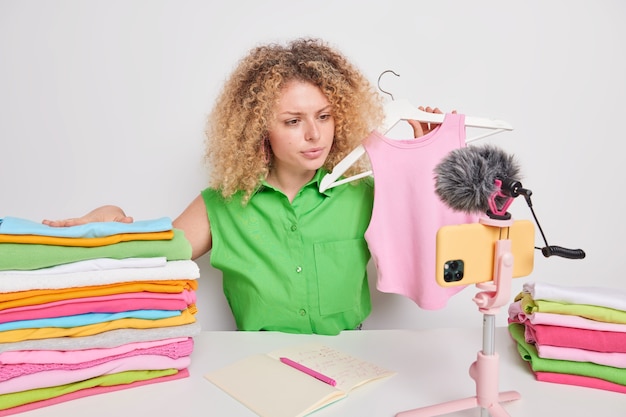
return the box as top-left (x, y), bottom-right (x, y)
top-left (0, 310), bottom-right (182, 332)
top-left (0, 216), bottom-right (172, 238)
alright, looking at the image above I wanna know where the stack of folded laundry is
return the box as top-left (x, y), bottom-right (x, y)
top-left (0, 216), bottom-right (201, 416)
top-left (508, 281), bottom-right (626, 394)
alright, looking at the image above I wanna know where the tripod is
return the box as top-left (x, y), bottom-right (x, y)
top-left (396, 216), bottom-right (523, 417)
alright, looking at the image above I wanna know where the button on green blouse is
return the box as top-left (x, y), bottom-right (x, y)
top-left (202, 169), bottom-right (374, 335)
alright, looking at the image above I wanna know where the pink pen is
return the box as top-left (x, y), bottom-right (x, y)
top-left (279, 357), bottom-right (337, 386)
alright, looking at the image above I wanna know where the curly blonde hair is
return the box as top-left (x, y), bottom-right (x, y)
top-left (204, 38), bottom-right (384, 203)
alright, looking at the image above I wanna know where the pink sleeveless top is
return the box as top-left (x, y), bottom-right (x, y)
top-left (363, 113), bottom-right (478, 309)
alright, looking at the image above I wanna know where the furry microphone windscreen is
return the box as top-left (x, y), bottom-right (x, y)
top-left (433, 144), bottom-right (522, 214)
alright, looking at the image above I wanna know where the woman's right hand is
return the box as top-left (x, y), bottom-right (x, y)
top-left (407, 106), bottom-right (456, 137)
top-left (42, 205), bottom-right (133, 227)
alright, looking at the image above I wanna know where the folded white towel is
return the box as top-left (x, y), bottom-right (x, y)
top-left (0, 259), bottom-right (199, 293)
top-left (0, 257), bottom-right (167, 275)
top-left (523, 281), bottom-right (626, 312)
top-left (0, 322), bottom-right (202, 353)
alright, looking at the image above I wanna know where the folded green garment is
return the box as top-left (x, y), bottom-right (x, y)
top-left (520, 293), bottom-right (626, 325)
top-left (0, 368), bottom-right (178, 410)
top-left (508, 323), bottom-right (626, 386)
top-left (0, 229), bottom-right (191, 271)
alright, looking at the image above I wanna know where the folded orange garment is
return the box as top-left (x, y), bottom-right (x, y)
top-left (0, 280), bottom-right (198, 310)
top-left (0, 230), bottom-right (174, 247)
top-left (0, 308), bottom-right (197, 343)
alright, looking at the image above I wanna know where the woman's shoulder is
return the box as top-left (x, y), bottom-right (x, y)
top-left (347, 176), bottom-right (374, 192)
top-left (201, 187), bottom-right (246, 209)
top-left (200, 187), bottom-right (219, 198)
top-left (328, 176), bottom-right (374, 203)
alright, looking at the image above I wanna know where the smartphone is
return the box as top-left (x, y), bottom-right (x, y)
top-left (435, 219), bottom-right (535, 287)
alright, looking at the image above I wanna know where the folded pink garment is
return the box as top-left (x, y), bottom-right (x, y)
top-left (0, 338), bottom-right (193, 381)
top-left (0, 290), bottom-right (196, 324)
top-left (528, 312), bottom-right (626, 332)
top-left (535, 371), bottom-right (626, 394)
top-left (0, 368), bottom-right (189, 417)
top-left (0, 354), bottom-right (191, 395)
top-left (0, 337), bottom-right (190, 365)
top-left (536, 343), bottom-right (626, 368)
top-left (509, 300), bottom-right (626, 333)
top-left (525, 323), bottom-right (626, 353)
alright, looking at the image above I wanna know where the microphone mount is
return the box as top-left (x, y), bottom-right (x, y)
top-left (486, 178), bottom-right (586, 260)
top-left (485, 179), bottom-right (515, 221)
top-left (500, 178), bottom-right (533, 206)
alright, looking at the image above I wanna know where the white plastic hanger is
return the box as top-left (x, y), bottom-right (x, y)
top-left (318, 71), bottom-right (514, 192)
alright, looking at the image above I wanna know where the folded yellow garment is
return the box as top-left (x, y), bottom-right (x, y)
top-left (0, 279), bottom-right (198, 310)
top-left (0, 308), bottom-right (196, 343)
top-left (0, 230), bottom-right (174, 247)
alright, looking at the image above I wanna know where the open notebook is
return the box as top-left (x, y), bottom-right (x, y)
top-left (204, 343), bottom-right (396, 417)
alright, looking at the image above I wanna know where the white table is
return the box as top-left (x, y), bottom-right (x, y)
top-left (16, 327), bottom-right (625, 417)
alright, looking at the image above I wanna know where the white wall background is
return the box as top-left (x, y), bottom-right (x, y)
top-left (1, 0), bottom-right (624, 331)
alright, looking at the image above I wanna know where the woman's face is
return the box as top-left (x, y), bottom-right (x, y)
top-left (267, 80), bottom-right (335, 178)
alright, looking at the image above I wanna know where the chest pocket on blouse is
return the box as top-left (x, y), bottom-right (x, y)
top-left (314, 238), bottom-right (370, 315)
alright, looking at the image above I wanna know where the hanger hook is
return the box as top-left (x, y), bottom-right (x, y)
top-left (377, 70), bottom-right (400, 101)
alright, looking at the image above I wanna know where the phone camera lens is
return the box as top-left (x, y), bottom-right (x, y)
top-left (443, 259), bottom-right (464, 283)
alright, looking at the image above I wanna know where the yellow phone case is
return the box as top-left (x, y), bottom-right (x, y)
top-left (435, 219), bottom-right (535, 287)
